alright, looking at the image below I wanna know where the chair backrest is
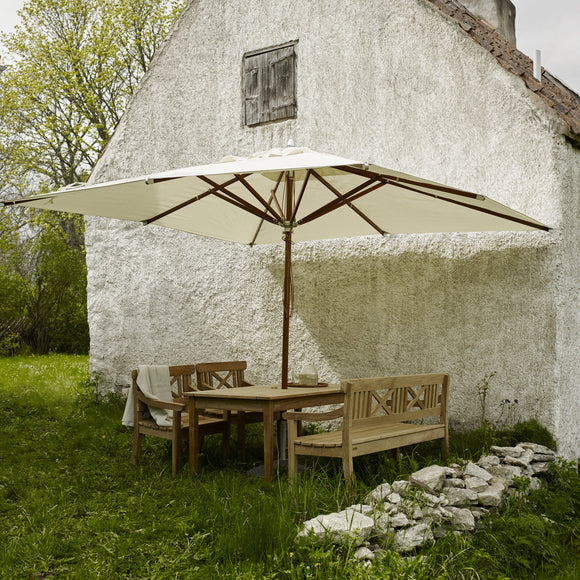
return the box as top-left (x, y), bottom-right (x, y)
top-left (196, 361), bottom-right (249, 391)
top-left (341, 373), bottom-right (449, 426)
top-left (131, 365), bottom-right (197, 398)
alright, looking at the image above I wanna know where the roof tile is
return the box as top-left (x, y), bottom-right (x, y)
top-left (427, 0), bottom-right (580, 144)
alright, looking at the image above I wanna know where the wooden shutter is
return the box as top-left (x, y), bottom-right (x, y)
top-left (243, 42), bottom-right (297, 126)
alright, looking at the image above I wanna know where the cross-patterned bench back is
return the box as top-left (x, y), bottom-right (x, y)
top-left (196, 361), bottom-right (249, 390)
top-left (341, 373), bottom-right (449, 425)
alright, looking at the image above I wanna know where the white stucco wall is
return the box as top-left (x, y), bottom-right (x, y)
top-left (86, 0), bottom-right (579, 459)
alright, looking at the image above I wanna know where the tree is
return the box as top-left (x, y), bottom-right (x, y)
top-left (0, 0), bottom-right (185, 354)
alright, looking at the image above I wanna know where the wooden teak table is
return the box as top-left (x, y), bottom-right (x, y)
top-left (186, 384), bottom-right (343, 482)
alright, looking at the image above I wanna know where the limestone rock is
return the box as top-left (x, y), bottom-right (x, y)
top-left (502, 448), bottom-right (534, 467)
top-left (399, 499), bottom-right (424, 520)
top-left (392, 523), bottom-right (434, 552)
top-left (444, 477), bottom-right (465, 488)
top-left (375, 511), bottom-right (410, 534)
top-left (477, 454), bottom-right (500, 469)
top-left (365, 483), bottom-right (391, 505)
top-left (478, 480), bottom-right (507, 507)
top-left (519, 442), bottom-right (556, 456)
top-left (443, 487), bottom-right (479, 506)
top-left (391, 480), bottom-right (413, 497)
top-left (443, 507), bottom-right (475, 531)
top-left (299, 509), bottom-right (374, 545)
top-left (486, 464), bottom-right (523, 484)
top-left (528, 461), bottom-right (551, 475)
top-left (464, 476), bottom-right (489, 493)
top-left (490, 445), bottom-right (524, 457)
top-left (532, 454), bottom-right (556, 462)
top-left (349, 503), bottom-right (375, 516)
top-left (410, 465), bottom-right (448, 492)
top-left (354, 546), bottom-right (375, 561)
top-left (464, 461), bottom-right (493, 481)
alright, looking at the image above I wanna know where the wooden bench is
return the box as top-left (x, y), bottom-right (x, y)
top-left (283, 373), bottom-right (449, 483)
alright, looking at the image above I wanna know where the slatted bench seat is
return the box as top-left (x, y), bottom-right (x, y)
top-left (283, 373), bottom-right (449, 483)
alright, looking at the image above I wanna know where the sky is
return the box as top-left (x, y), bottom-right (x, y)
top-left (0, 0), bottom-right (578, 92)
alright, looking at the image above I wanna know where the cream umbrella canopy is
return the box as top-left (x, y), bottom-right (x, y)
top-left (2, 146), bottom-right (550, 388)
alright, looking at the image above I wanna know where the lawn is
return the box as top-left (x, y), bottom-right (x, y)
top-left (0, 355), bottom-right (578, 579)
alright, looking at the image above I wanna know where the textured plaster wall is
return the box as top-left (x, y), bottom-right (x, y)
top-left (86, 0), bottom-right (578, 458)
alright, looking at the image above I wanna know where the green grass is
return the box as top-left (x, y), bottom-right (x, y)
top-left (0, 355), bottom-right (578, 579)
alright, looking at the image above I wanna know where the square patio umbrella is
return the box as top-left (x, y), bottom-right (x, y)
top-left (2, 146), bottom-right (550, 388)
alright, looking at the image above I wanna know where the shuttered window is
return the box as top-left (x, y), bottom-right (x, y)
top-left (243, 42), bottom-right (297, 126)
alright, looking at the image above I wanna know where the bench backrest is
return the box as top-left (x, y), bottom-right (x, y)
top-left (341, 373), bottom-right (449, 428)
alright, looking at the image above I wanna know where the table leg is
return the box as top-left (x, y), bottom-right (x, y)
top-left (189, 400), bottom-right (199, 474)
top-left (263, 401), bottom-right (274, 482)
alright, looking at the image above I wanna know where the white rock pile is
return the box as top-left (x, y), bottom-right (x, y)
top-left (298, 442), bottom-right (556, 559)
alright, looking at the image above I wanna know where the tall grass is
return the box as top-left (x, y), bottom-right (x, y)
top-left (0, 355), bottom-right (578, 579)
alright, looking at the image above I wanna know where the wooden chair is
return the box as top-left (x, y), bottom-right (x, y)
top-left (131, 364), bottom-right (230, 475)
top-left (284, 373), bottom-right (449, 486)
top-left (196, 361), bottom-right (269, 463)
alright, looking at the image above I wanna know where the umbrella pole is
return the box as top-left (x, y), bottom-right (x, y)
top-left (281, 171), bottom-right (294, 390)
top-left (282, 226), bottom-right (292, 389)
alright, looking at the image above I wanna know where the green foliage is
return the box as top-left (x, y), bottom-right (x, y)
top-left (1, 355), bottom-right (578, 579)
top-left (0, 0), bottom-right (185, 355)
top-left (0, 0), bottom-right (185, 188)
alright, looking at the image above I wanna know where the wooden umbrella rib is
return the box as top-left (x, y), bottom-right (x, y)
top-left (209, 189), bottom-right (279, 224)
top-left (309, 169), bottom-right (386, 234)
top-left (336, 165), bottom-right (482, 200)
top-left (234, 173), bottom-right (284, 222)
top-left (250, 173), bottom-right (286, 246)
top-left (197, 175), bottom-right (278, 224)
top-left (297, 174), bottom-right (387, 230)
top-left (290, 168), bottom-right (312, 223)
top-left (144, 175), bottom-right (240, 224)
top-left (391, 181), bottom-right (550, 231)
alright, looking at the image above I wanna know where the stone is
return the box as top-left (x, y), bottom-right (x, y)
top-left (490, 445), bottom-right (524, 457)
top-left (423, 506), bottom-right (451, 525)
top-left (354, 547), bottom-right (375, 561)
top-left (464, 476), bottom-right (489, 493)
top-left (471, 507), bottom-right (490, 519)
top-left (502, 448), bottom-right (535, 467)
top-left (398, 499), bottom-right (424, 521)
top-left (391, 480), bottom-right (413, 496)
top-left (444, 477), bottom-right (465, 488)
top-left (410, 465), bottom-right (448, 492)
top-left (392, 523), bottom-right (434, 552)
top-left (443, 507), bottom-right (476, 531)
top-left (299, 509), bottom-right (374, 546)
top-left (478, 480), bottom-right (507, 507)
top-left (387, 492), bottom-right (402, 504)
top-left (487, 464), bottom-right (523, 484)
top-left (477, 454), bottom-right (500, 469)
top-left (365, 483), bottom-right (391, 505)
top-left (518, 442), bottom-right (556, 456)
top-left (533, 454), bottom-right (556, 462)
top-left (528, 461), bottom-right (551, 474)
top-left (443, 487), bottom-right (479, 506)
top-left (349, 503), bottom-right (375, 516)
top-left (375, 511), bottom-right (409, 533)
top-left (464, 461), bottom-right (494, 481)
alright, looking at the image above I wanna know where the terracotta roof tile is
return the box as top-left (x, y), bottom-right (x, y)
top-left (427, 0), bottom-right (580, 145)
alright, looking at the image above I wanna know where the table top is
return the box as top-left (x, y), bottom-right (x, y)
top-left (184, 383), bottom-right (341, 401)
